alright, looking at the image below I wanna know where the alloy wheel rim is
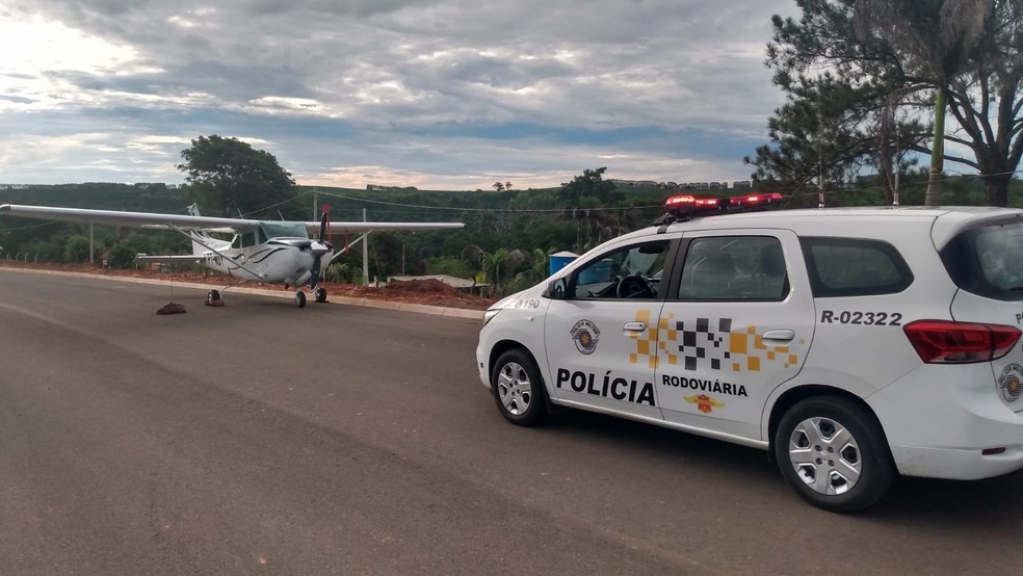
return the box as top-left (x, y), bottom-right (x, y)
top-left (788, 417), bottom-right (862, 496)
top-left (497, 362), bottom-right (532, 416)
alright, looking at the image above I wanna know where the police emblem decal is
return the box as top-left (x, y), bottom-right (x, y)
top-left (571, 320), bottom-right (601, 355)
top-left (998, 364), bottom-right (1023, 402)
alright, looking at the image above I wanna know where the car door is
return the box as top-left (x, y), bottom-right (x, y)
top-left (655, 230), bottom-right (815, 440)
top-left (543, 238), bottom-right (675, 420)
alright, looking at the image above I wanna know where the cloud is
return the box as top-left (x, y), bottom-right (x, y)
top-left (0, 0), bottom-right (798, 188)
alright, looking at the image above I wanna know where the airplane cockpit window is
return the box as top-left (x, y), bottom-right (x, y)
top-left (259, 222), bottom-right (309, 243)
top-left (572, 241), bottom-right (669, 299)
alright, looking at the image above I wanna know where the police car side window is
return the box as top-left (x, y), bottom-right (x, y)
top-left (678, 236), bottom-right (789, 301)
top-left (571, 241), bottom-right (669, 300)
top-left (800, 237), bottom-right (913, 297)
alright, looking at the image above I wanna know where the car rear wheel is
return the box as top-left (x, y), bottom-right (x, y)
top-left (491, 349), bottom-right (548, 427)
top-left (774, 396), bottom-right (895, 513)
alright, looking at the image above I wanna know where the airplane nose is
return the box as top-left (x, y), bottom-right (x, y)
top-left (311, 241), bottom-right (332, 257)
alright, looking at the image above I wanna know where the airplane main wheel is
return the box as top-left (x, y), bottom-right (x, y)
top-left (314, 287), bottom-right (328, 303)
top-left (295, 291), bottom-right (307, 308)
top-left (207, 289), bottom-right (221, 305)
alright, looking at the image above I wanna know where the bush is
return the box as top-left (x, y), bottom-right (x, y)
top-left (63, 235), bottom-right (92, 263)
top-left (425, 256), bottom-right (472, 279)
top-left (108, 244), bottom-right (137, 269)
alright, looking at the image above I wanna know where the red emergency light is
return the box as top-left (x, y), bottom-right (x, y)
top-left (728, 192), bottom-right (784, 207)
top-left (659, 192), bottom-right (784, 226)
top-left (665, 195), bottom-right (722, 209)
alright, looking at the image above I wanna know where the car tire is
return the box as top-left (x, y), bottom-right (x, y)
top-left (774, 396), bottom-right (895, 513)
top-left (491, 349), bottom-right (548, 427)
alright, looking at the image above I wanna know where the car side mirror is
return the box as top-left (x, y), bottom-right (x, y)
top-left (548, 277), bottom-right (568, 299)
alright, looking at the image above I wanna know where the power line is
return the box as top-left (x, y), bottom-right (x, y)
top-left (313, 189), bottom-right (666, 214)
top-left (786, 167), bottom-right (1023, 200)
top-left (242, 190), bottom-right (312, 217)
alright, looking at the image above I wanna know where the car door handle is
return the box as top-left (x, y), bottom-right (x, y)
top-left (761, 329), bottom-right (795, 342)
top-left (624, 322), bottom-right (647, 332)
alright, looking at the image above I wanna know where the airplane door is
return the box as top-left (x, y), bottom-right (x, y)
top-left (655, 230), bottom-right (815, 440)
top-left (543, 239), bottom-right (673, 420)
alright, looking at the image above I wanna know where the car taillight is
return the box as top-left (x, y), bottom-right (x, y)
top-left (903, 320), bottom-right (1021, 364)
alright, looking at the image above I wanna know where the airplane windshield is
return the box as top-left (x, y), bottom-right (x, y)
top-left (258, 222), bottom-right (309, 242)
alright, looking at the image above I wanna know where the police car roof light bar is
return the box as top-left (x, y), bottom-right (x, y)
top-left (728, 192), bottom-right (784, 208)
top-left (655, 192), bottom-right (784, 232)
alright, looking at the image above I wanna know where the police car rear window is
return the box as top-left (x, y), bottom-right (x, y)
top-left (800, 237), bottom-right (913, 298)
top-left (941, 221), bottom-right (1023, 302)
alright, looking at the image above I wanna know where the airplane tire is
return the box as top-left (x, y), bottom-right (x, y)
top-left (295, 291), bottom-right (307, 308)
top-left (315, 287), bottom-right (328, 303)
top-left (207, 289), bottom-right (221, 305)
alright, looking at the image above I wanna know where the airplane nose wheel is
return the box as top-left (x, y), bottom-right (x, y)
top-left (294, 290), bottom-right (307, 308)
top-left (314, 287), bottom-right (327, 303)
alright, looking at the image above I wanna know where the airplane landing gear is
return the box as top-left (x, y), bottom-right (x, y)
top-left (314, 287), bottom-right (328, 303)
top-left (206, 289), bottom-right (224, 307)
top-left (295, 290), bottom-right (307, 308)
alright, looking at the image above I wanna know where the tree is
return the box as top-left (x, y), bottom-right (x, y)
top-left (493, 182), bottom-right (505, 192)
top-left (529, 247), bottom-right (555, 282)
top-left (177, 135), bottom-right (297, 218)
top-left (461, 245), bottom-right (531, 295)
top-left (556, 168), bottom-right (622, 251)
top-left (745, 72), bottom-right (927, 204)
top-left (559, 167), bottom-right (619, 206)
top-left (854, 0), bottom-right (994, 204)
top-left (752, 0), bottom-right (1023, 206)
top-left (505, 181), bottom-right (513, 190)
top-left (63, 235), bottom-right (91, 263)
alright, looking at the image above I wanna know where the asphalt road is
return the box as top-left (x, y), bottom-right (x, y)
top-left (1, 269), bottom-right (1022, 575)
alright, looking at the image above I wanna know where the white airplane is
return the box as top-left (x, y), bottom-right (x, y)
top-left (0, 203), bottom-right (464, 308)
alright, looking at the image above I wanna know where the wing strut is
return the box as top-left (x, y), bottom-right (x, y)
top-left (167, 224), bottom-right (266, 279)
top-left (329, 233), bottom-right (367, 263)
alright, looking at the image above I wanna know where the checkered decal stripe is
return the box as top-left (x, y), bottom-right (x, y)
top-left (679, 318), bottom-right (730, 371)
top-left (629, 313), bottom-right (800, 373)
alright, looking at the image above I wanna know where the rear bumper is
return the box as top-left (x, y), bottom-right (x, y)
top-left (890, 445), bottom-right (1023, 479)
top-left (870, 363), bottom-right (1023, 479)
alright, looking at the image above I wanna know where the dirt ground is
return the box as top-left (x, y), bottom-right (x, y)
top-left (0, 261), bottom-right (498, 311)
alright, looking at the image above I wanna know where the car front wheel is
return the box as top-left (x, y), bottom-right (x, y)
top-left (491, 349), bottom-right (548, 427)
top-left (774, 396), bottom-right (895, 513)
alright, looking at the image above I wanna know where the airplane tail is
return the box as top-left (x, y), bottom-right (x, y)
top-left (186, 204), bottom-right (214, 255)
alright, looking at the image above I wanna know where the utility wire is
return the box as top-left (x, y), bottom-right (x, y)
top-left (0, 220), bottom-right (62, 232)
top-left (241, 190), bottom-right (312, 217)
top-left (313, 169), bottom-right (1023, 215)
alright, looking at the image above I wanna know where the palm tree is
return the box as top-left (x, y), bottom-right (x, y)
top-left (463, 245), bottom-right (505, 294)
top-left (854, 0), bottom-right (994, 205)
top-left (529, 248), bottom-right (555, 283)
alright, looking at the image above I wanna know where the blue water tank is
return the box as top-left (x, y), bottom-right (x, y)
top-left (549, 251), bottom-right (578, 276)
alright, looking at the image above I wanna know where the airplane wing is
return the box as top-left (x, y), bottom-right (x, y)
top-left (0, 204), bottom-right (259, 232)
top-left (314, 220), bottom-right (465, 234)
top-left (1, 204), bottom-right (464, 234)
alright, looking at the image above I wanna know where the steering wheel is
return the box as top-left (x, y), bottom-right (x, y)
top-left (616, 274), bottom-right (655, 298)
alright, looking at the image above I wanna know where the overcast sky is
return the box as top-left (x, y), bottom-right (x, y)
top-left (0, 0), bottom-right (798, 190)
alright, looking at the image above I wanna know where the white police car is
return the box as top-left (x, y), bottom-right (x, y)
top-left (475, 193), bottom-right (1023, 512)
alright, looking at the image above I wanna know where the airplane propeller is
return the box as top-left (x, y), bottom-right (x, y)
top-left (309, 204), bottom-right (333, 290)
top-left (318, 203), bottom-right (330, 243)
